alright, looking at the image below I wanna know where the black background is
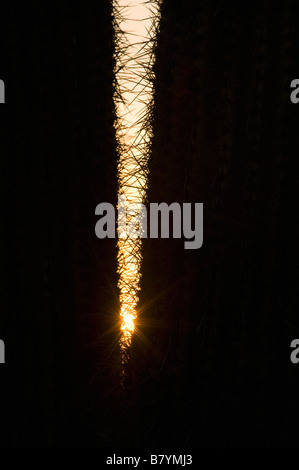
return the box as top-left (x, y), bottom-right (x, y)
top-left (0, 0), bottom-right (298, 449)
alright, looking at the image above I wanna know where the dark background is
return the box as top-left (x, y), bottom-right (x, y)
top-left (0, 0), bottom-right (298, 449)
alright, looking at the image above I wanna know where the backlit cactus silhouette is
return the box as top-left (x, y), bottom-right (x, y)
top-left (112, 0), bottom-right (161, 380)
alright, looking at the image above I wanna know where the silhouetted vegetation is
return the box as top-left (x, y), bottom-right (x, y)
top-left (132, 0), bottom-right (299, 449)
top-left (0, 0), bottom-right (120, 448)
top-left (0, 0), bottom-right (298, 449)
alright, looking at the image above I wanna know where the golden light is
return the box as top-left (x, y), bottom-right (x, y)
top-left (112, 0), bottom-right (160, 369)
